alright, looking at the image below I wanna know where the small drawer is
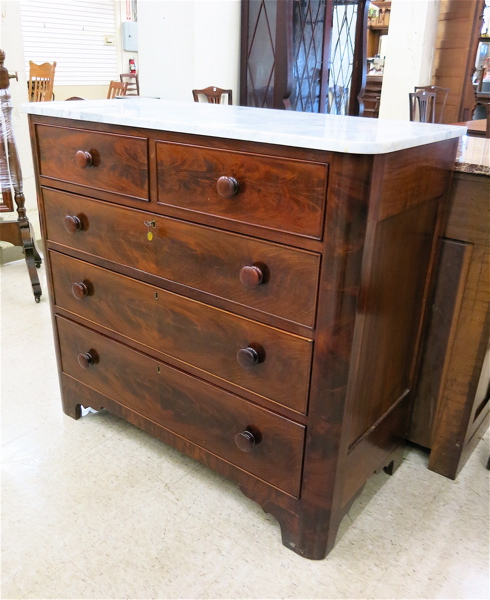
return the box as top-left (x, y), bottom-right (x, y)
top-left (36, 124), bottom-right (149, 201)
top-left (43, 189), bottom-right (320, 328)
top-left (51, 252), bottom-right (313, 413)
top-left (156, 141), bottom-right (327, 239)
top-left (57, 317), bottom-right (305, 497)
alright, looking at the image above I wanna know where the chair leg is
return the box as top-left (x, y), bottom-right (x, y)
top-left (30, 223), bottom-right (43, 268)
top-left (19, 222), bottom-right (42, 302)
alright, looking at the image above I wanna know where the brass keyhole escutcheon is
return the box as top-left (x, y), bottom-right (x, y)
top-left (144, 220), bottom-right (156, 241)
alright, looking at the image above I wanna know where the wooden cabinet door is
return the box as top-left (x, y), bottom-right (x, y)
top-left (240, 0), bottom-right (368, 115)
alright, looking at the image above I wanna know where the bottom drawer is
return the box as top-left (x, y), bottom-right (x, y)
top-left (56, 316), bottom-right (305, 497)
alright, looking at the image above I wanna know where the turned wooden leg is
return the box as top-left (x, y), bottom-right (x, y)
top-left (19, 221), bottom-right (42, 302)
top-left (30, 223), bottom-right (43, 268)
top-left (0, 59), bottom-right (43, 303)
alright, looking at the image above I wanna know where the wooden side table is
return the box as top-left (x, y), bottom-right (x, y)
top-left (410, 140), bottom-right (490, 479)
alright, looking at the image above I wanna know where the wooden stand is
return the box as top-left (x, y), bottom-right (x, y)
top-left (410, 169), bottom-right (490, 478)
top-left (0, 49), bottom-right (42, 302)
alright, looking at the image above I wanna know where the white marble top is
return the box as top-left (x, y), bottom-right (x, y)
top-left (23, 98), bottom-right (466, 155)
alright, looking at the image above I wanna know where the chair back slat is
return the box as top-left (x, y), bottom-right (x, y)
top-left (192, 86), bottom-right (232, 105)
top-left (409, 90), bottom-right (436, 123)
top-left (107, 81), bottom-right (128, 99)
top-left (414, 85), bottom-right (449, 123)
top-left (28, 61), bottom-right (56, 102)
top-left (120, 73), bottom-right (139, 96)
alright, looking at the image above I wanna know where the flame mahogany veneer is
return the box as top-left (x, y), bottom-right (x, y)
top-left (29, 115), bottom-right (458, 559)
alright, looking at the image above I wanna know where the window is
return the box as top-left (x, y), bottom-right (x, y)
top-left (20, 0), bottom-right (118, 85)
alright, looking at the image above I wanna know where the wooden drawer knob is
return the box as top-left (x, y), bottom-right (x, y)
top-left (64, 215), bottom-right (82, 234)
top-left (240, 265), bottom-right (265, 290)
top-left (236, 344), bottom-right (265, 371)
top-left (72, 282), bottom-right (88, 300)
top-left (76, 150), bottom-right (93, 169)
top-left (217, 176), bottom-right (239, 198)
top-left (77, 352), bottom-right (94, 369)
top-left (235, 430), bottom-right (256, 452)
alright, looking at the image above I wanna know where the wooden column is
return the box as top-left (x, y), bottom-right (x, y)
top-left (0, 49), bottom-right (43, 301)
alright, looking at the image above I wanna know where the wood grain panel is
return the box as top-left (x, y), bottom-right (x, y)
top-left (410, 168), bottom-right (490, 479)
top-left (36, 124), bottom-right (149, 201)
top-left (50, 251), bottom-right (313, 413)
top-left (342, 392), bottom-right (409, 505)
top-left (43, 188), bottom-right (320, 327)
top-left (409, 239), bottom-right (473, 449)
top-left (156, 141), bottom-right (327, 239)
top-left (429, 243), bottom-right (490, 478)
top-left (56, 316), bottom-right (306, 497)
top-left (445, 173), bottom-right (490, 245)
top-left (348, 199), bottom-right (439, 447)
top-left (376, 140), bottom-right (456, 221)
top-left (432, 0), bottom-right (484, 122)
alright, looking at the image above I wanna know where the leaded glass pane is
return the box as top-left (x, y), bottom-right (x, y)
top-left (327, 0), bottom-right (358, 115)
top-left (290, 0), bottom-right (327, 113)
top-left (246, 0), bottom-right (277, 108)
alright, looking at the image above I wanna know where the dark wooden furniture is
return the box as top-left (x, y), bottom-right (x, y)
top-left (240, 0), bottom-right (369, 115)
top-left (410, 156), bottom-right (490, 479)
top-left (367, 0), bottom-right (391, 53)
top-left (0, 50), bottom-right (42, 302)
top-left (409, 90), bottom-right (436, 123)
top-left (432, 0), bottom-right (484, 123)
top-left (28, 60), bottom-right (56, 102)
top-left (120, 73), bottom-right (139, 96)
top-left (361, 75), bottom-right (383, 118)
top-left (107, 81), bottom-right (128, 99)
top-left (192, 86), bottom-right (232, 105)
top-left (454, 118), bottom-right (489, 138)
top-left (27, 105), bottom-right (459, 559)
top-left (414, 85), bottom-right (450, 124)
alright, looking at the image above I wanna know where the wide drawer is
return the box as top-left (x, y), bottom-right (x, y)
top-left (156, 141), bottom-right (327, 239)
top-left (35, 124), bottom-right (149, 201)
top-left (43, 188), bottom-right (320, 328)
top-left (56, 316), bottom-right (305, 497)
top-left (51, 252), bottom-right (313, 413)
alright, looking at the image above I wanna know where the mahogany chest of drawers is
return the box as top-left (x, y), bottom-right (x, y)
top-left (28, 104), bottom-right (459, 559)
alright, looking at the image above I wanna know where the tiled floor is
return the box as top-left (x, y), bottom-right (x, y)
top-left (1, 259), bottom-right (489, 600)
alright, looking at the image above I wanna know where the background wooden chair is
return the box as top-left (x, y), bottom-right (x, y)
top-left (414, 85), bottom-right (449, 123)
top-left (120, 73), bottom-right (139, 96)
top-left (107, 81), bottom-right (128, 99)
top-left (409, 90), bottom-right (436, 123)
top-left (28, 60), bottom-right (56, 102)
top-left (192, 86), bottom-right (232, 104)
top-left (1, 50), bottom-right (42, 302)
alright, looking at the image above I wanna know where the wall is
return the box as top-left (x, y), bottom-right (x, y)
top-left (138, 0), bottom-right (241, 103)
top-left (48, 0), bottom-right (138, 101)
top-left (115, 0), bottom-right (139, 84)
top-left (379, 0), bottom-right (441, 120)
